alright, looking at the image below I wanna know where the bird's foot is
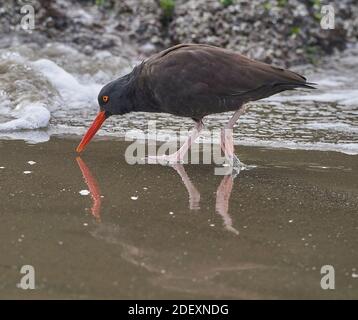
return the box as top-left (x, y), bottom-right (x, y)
top-left (223, 154), bottom-right (242, 171)
top-left (146, 154), bottom-right (184, 166)
top-left (223, 154), bottom-right (256, 175)
top-left (231, 154), bottom-right (242, 168)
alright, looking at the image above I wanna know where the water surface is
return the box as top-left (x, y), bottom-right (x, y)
top-left (0, 139), bottom-right (357, 299)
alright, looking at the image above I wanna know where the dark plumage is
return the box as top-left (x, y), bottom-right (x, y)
top-left (77, 43), bottom-right (315, 162)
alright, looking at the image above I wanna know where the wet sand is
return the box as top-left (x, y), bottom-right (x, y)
top-left (0, 138), bottom-right (357, 299)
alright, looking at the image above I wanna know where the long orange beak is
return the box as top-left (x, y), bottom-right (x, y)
top-left (76, 111), bottom-right (107, 153)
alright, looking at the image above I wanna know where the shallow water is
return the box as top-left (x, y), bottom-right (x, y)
top-left (0, 42), bottom-right (357, 154)
top-left (0, 139), bottom-right (357, 299)
top-left (1, 38), bottom-right (358, 299)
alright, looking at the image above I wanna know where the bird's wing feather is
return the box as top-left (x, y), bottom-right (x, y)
top-left (141, 44), bottom-right (310, 116)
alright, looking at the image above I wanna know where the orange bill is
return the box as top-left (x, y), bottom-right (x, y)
top-left (76, 111), bottom-right (107, 153)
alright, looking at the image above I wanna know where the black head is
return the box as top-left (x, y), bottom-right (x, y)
top-left (76, 73), bottom-right (135, 153)
top-left (97, 74), bottom-right (133, 116)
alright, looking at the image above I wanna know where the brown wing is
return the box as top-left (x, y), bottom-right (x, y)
top-left (141, 44), bottom-right (312, 118)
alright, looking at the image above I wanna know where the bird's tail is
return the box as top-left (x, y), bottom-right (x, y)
top-left (273, 81), bottom-right (317, 90)
top-left (244, 81), bottom-right (317, 103)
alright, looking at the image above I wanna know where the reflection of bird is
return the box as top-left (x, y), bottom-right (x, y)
top-left (76, 157), bottom-right (102, 221)
top-left (75, 159), bottom-right (268, 298)
top-left (216, 175), bottom-right (239, 235)
top-left (173, 164), bottom-right (200, 210)
top-left (172, 164), bottom-right (239, 235)
top-left (76, 44), bottom-right (315, 166)
top-left (76, 156), bottom-right (239, 235)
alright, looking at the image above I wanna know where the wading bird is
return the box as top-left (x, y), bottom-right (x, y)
top-left (76, 44), bottom-right (315, 166)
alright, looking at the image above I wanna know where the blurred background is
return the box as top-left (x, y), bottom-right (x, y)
top-left (1, 0), bottom-right (357, 65)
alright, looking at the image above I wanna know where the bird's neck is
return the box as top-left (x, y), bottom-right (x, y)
top-left (127, 65), bottom-right (158, 113)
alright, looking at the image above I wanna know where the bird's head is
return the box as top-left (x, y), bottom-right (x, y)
top-left (97, 77), bottom-right (132, 116)
top-left (76, 76), bottom-right (132, 153)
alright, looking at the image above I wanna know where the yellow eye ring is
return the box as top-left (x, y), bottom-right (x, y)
top-left (102, 95), bottom-right (109, 103)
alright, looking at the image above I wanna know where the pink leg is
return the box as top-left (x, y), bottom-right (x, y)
top-left (150, 120), bottom-right (204, 165)
top-left (221, 106), bottom-right (247, 167)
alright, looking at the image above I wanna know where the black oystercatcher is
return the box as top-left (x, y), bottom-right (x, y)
top-left (76, 44), bottom-right (315, 165)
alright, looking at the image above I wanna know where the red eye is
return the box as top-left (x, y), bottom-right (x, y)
top-left (102, 95), bottom-right (109, 103)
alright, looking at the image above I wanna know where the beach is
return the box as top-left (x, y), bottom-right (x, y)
top-left (0, 138), bottom-right (357, 299)
top-left (1, 0), bottom-right (358, 303)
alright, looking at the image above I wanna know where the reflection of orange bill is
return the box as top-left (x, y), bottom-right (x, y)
top-left (76, 157), bottom-right (102, 221)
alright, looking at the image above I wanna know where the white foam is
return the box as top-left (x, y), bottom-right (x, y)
top-left (0, 58), bottom-right (102, 135)
top-left (32, 59), bottom-right (101, 109)
top-left (0, 131), bottom-right (50, 143)
top-left (0, 90), bottom-right (12, 115)
top-left (0, 103), bottom-right (50, 131)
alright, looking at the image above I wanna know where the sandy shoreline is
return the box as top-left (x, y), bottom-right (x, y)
top-left (0, 138), bottom-right (357, 299)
